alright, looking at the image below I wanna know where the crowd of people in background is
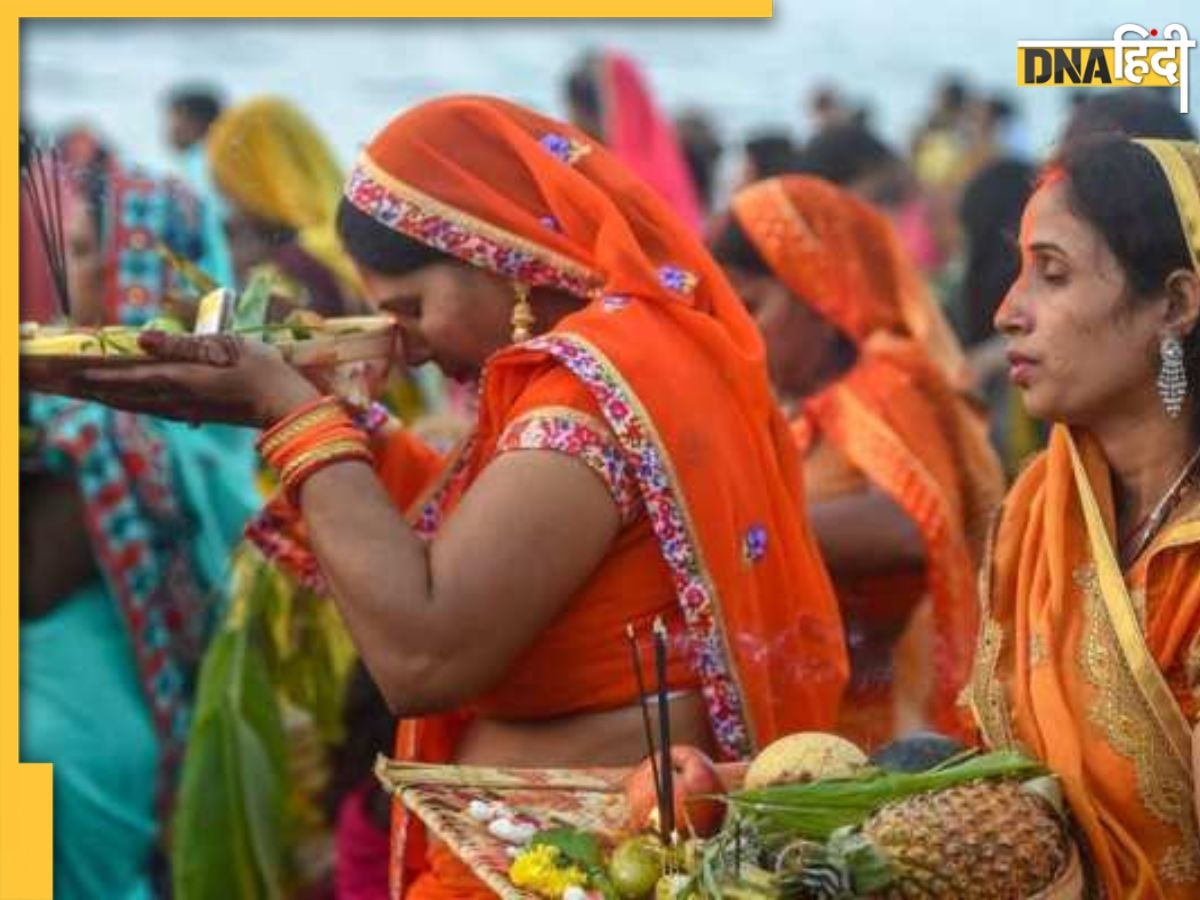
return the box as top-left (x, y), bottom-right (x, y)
top-left (18, 45), bottom-right (1200, 900)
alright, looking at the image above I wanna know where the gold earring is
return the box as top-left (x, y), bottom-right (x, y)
top-left (510, 282), bottom-right (535, 343)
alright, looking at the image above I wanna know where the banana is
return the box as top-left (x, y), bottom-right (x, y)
top-left (21, 333), bottom-right (104, 356)
top-left (96, 328), bottom-right (145, 355)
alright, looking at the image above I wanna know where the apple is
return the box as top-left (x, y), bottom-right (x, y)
top-left (624, 745), bottom-right (725, 838)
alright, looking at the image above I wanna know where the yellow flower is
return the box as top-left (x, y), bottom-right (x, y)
top-left (508, 844), bottom-right (588, 898)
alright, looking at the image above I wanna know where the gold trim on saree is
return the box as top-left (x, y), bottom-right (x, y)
top-left (964, 512), bottom-right (1018, 749)
top-left (1077, 563), bottom-right (1200, 883)
top-left (1067, 434), bottom-right (1200, 884)
top-left (1066, 435), bottom-right (1193, 765)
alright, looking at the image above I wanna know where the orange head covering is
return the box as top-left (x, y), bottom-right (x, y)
top-left (346, 97), bottom-right (847, 758)
top-left (731, 175), bottom-right (968, 382)
top-left (731, 175), bottom-right (1004, 737)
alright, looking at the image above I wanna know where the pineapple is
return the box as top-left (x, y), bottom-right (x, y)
top-left (861, 780), bottom-right (1069, 899)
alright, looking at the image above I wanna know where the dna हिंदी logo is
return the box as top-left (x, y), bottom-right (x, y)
top-left (1017, 24), bottom-right (1195, 113)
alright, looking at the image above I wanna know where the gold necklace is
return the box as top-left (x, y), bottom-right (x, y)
top-left (1118, 443), bottom-right (1200, 569)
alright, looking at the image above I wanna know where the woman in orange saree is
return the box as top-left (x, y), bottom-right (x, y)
top-left (961, 136), bottom-right (1200, 898)
top-left (713, 175), bottom-right (1004, 749)
top-left (73, 96), bottom-right (847, 898)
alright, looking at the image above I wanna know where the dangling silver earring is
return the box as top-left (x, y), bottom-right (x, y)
top-left (1158, 333), bottom-right (1187, 418)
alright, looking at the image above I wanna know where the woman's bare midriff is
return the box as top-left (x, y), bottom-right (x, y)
top-left (453, 690), bottom-right (716, 768)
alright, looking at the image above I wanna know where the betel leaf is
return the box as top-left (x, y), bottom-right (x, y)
top-left (531, 828), bottom-right (619, 899)
top-left (532, 827), bottom-right (605, 870)
top-left (232, 272), bottom-right (276, 332)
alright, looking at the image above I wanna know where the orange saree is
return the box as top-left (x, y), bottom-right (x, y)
top-left (733, 177), bottom-right (1004, 745)
top-left (964, 426), bottom-right (1200, 898)
top-left (326, 97), bottom-right (847, 897)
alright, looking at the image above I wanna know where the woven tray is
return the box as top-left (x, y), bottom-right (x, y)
top-left (19, 317), bottom-right (397, 406)
top-left (375, 758), bottom-right (631, 900)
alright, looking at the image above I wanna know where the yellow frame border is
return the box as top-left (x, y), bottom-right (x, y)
top-left (5, 18), bottom-right (54, 898)
top-left (4, 9), bottom-right (771, 898)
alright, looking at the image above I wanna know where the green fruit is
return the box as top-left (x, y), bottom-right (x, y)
top-left (143, 316), bottom-right (187, 334)
top-left (609, 835), bottom-right (664, 899)
top-left (654, 873), bottom-right (691, 899)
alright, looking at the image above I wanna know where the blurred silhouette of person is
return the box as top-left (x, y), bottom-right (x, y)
top-left (674, 108), bottom-right (723, 218)
top-left (163, 83), bottom-right (233, 287)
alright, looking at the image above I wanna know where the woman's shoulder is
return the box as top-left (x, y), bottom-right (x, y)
top-left (505, 357), bottom-right (605, 423)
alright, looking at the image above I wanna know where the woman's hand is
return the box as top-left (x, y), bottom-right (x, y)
top-left (70, 330), bottom-right (321, 428)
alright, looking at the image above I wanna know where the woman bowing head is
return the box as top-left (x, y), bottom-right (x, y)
top-left (74, 96), bottom-right (848, 899)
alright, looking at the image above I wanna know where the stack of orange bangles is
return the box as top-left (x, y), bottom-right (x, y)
top-left (257, 396), bottom-right (374, 501)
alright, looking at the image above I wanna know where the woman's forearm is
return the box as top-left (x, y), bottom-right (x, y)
top-left (297, 460), bottom-right (455, 714)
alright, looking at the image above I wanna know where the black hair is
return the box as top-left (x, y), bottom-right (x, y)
top-left (955, 158), bottom-right (1036, 347)
top-left (987, 96), bottom-right (1015, 123)
top-left (939, 77), bottom-right (969, 112)
top-left (336, 197), bottom-right (454, 276)
top-left (1053, 135), bottom-right (1200, 384)
top-left (167, 85), bottom-right (224, 131)
top-left (709, 213), bottom-right (771, 277)
top-left (675, 111), bottom-right (722, 212)
top-left (565, 57), bottom-right (602, 121)
top-left (795, 123), bottom-right (896, 187)
top-left (744, 131), bottom-right (801, 180)
top-left (1063, 91), bottom-right (1196, 145)
top-left (18, 124), bottom-right (31, 171)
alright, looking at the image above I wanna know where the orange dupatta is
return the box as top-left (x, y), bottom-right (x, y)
top-left (344, 97), bottom-right (847, 896)
top-left (732, 176), bottom-right (1004, 738)
top-left (965, 426), bottom-right (1200, 898)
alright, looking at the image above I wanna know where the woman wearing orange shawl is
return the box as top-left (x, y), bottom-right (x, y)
top-left (74, 96), bottom-right (847, 898)
top-left (565, 50), bottom-right (705, 233)
top-left (961, 136), bottom-right (1200, 898)
top-left (713, 176), bottom-right (1003, 748)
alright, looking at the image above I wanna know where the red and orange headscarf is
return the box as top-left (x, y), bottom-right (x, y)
top-left (732, 175), bottom-right (1004, 736)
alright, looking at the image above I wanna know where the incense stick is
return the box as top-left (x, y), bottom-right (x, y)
top-left (49, 146), bottom-right (68, 316)
top-left (20, 142), bottom-right (73, 320)
top-left (625, 623), bottom-right (664, 822)
top-left (653, 615), bottom-right (675, 840)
